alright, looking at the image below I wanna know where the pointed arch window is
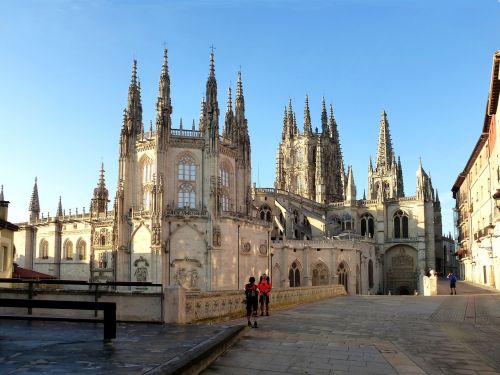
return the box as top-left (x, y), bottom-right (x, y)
top-left (77, 240), bottom-right (86, 261)
top-left (394, 210), bottom-right (409, 238)
top-left (337, 262), bottom-right (348, 292)
top-left (221, 192), bottom-right (229, 212)
top-left (360, 213), bottom-right (374, 238)
top-left (178, 156), bottom-right (196, 181)
top-left (64, 240), bottom-right (74, 260)
top-left (178, 183), bottom-right (196, 208)
top-left (289, 262), bottom-right (301, 287)
top-left (177, 154), bottom-right (197, 209)
top-left (142, 158), bottom-right (153, 183)
top-left (39, 240), bottom-right (49, 259)
top-left (259, 205), bottom-right (272, 222)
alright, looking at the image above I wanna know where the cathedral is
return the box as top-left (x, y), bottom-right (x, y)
top-left (13, 49), bottom-right (442, 295)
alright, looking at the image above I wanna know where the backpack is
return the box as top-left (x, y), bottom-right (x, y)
top-left (245, 283), bottom-right (257, 298)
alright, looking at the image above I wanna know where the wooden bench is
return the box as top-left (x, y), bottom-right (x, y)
top-left (0, 298), bottom-right (116, 341)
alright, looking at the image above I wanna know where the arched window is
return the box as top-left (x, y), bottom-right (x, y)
top-left (368, 259), bottom-right (374, 289)
top-left (39, 240), bottom-right (49, 259)
top-left (259, 205), bottom-right (272, 222)
top-left (337, 262), bottom-right (348, 292)
top-left (142, 157), bottom-right (153, 183)
top-left (178, 155), bottom-right (196, 181)
top-left (394, 210), bottom-right (409, 238)
top-left (341, 212), bottom-right (354, 231)
top-left (289, 262), bottom-right (301, 287)
top-left (143, 188), bottom-right (151, 210)
top-left (64, 240), bottom-right (73, 260)
top-left (77, 240), bottom-right (86, 261)
top-left (177, 155), bottom-right (197, 209)
top-left (178, 183), bottom-right (196, 208)
top-left (360, 213), bottom-right (374, 238)
top-left (219, 165), bottom-right (229, 187)
top-left (312, 262), bottom-right (329, 286)
top-left (293, 210), bottom-right (299, 224)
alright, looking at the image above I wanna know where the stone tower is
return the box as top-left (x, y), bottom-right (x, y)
top-left (275, 97), bottom-right (345, 203)
top-left (367, 111), bottom-right (404, 200)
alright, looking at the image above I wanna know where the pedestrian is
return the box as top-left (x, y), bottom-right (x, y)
top-left (258, 273), bottom-right (272, 316)
top-left (447, 272), bottom-right (457, 295)
top-left (244, 276), bottom-right (259, 328)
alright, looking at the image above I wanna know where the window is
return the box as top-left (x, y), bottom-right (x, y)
top-left (221, 192), bottom-right (229, 211)
top-left (142, 158), bottom-right (153, 183)
top-left (77, 240), bottom-right (86, 261)
top-left (178, 156), bottom-right (196, 181)
top-left (259, 205), bottom-right (272, 222)
top-left (289, 262), bottom-right (301, 287)
top-left (360, 213), bottom-right (374, 238)
top-left (39, 240), bottom-right (49, 259)
top-left (394, 210), bottom-right (409, 239)
top-left (337, 262), bottom-right (348, 293)
top-left (64, 241), bottom-right (73, 260)
top-left (178, 183), bottom-right (196, 208)
top-left (143, 189), bottom-right (151, 210)
top-left (219, 167), bottom-right (229, 187)
top-left (177, 155), bottom-right (197, 209)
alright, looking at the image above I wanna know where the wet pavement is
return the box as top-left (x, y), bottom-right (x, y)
top-left (0, 320), bottom-right (237, 374)
top-left (1, 278), bottom-right (500, 374)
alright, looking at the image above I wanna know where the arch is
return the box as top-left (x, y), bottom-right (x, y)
top-left (140, 155), bottom-right (154, 183)
top-left (288, 260), bottom-right (302, 287)
top-left (360, 213), bottom-right (375, 238)
top-left (218, 160), bottom-right (232, 188)
top-left (385, 245), bottom-right (418, 295)
top-left (312, 261), bottom-right (329, 286)
top-left (131, 223), bottom-right (151, 254)
top-left (177, 152), bottom-right (197, 181)
top-left (178, 183), bottom-right (196, 209)
top-left (39, 239), bottom-right (49, 259)
top-left (337, 261), bottom-right (349, 293)
top-left (63, 239), bottom-right (73, 260)
top-left (393, 210), bottom-right (409, 238)
top-left (76, 238), bottom-right (86, 261)
top-left (272, 263), bottom-right (281, 287)
top-left (258, 204), bottom-right (273, 222)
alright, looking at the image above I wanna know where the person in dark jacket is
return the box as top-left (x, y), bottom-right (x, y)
top-left (447, 272), bottom-right (457, 295)
top-left (244, 276), bottom-right (259, 327)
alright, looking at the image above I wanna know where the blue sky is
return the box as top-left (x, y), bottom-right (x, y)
top-left (1, 0), bottom-right (499, 235)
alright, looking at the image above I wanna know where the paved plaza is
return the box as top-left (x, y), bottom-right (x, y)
top-left (204, 279), bottom-right (500, 375)
top-left (1, 279), bottom-right (500, 374)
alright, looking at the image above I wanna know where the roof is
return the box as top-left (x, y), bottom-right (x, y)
top-left (0, 217), bottom-right (19, 231)
top-left (12, 263), bottom-right (56, 280)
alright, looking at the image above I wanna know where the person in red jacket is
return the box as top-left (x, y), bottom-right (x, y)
top-left (258, 273), bottom-right (272, 316)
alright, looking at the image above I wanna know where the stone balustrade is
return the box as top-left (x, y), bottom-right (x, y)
top-left (179, 284), bottom-right (346, 323)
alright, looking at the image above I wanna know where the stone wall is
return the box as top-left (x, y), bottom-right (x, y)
top-left (183, 284), bottom-right (346, 323)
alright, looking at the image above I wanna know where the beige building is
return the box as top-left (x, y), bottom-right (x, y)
top-left (452, 50), bottom-right (500, 290)
top-left (0, 186), bottom-right (19, 279)
top-left (14, 49), bottom-right (442, 295)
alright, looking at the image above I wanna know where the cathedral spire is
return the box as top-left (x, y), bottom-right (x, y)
top-left (29, 177), bottom-right (40, 223)
top-left (57, 196), bottom-right (63, 217)
top-left (205, 48), bottom-right (219, 151)
top-left (303, 95), bottom-right (312, 135)
top-left (199, 97), bottom-right (206, 132)
top-left (223, 86), bottom-right (234, 140)
top-left (321, 97), bottom-right (328, 135)
top-left (235, 70), bottom-right (247, 136)
top-left (126, 59), bottom-right (143, 136)
top-left (345, 166), bottom-right (357, 202)
top-left (281, 106), bottom-right (288, 140)
top-left (0, 185), bottom-right (3, 201)
top-left (375, 110), bottom-right (394, 171)
top-left (91, 163), bottom-right (109, 215)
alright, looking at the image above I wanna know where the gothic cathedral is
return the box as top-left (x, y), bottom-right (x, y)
top-left (13, 49), bottom-right (442, 295)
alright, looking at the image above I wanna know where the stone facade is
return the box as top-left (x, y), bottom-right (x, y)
top-left (453, 50), bottom-right (500, 291)
top-left (13, 49), bottom-right (442, 295)
top-left (0, 186), bottom-right (19, 279)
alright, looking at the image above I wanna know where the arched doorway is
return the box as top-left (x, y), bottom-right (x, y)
top-left (398, 286), bottom-right (411, 295)
top-left (385, 245), bottom-right (418, 295)
top-left (337, 262), bottom-right (349, 293)
top-left (312, 261), bottom-right (329, 286)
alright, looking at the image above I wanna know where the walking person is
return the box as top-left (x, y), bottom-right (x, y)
top-left (244, 276), bottom-right (259, 328)
top-left (447, 272), bottom-right (457, 295)
top-left (258, 273), bottom-right (272, 316)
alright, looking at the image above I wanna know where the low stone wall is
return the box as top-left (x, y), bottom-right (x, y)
top-left (184, 284), bottom-right (346, 323)
top-left (0, 288), bottom-right (163, 322)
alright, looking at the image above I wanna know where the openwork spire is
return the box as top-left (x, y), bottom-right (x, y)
top-left (226, 86), bottom-right (233, 112)
top-left (375, 110), bottom-right (394, 171)
top-left (92, 163), bottom-right (109, 215)
top-left (321, 96), bottom-right (328, 135)
top-left (303, 95), bottom-right (312, 135)
top-left (57, 196), bottom-right (63, 217)
top-left (29, 177), bottom-right (40, 213)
